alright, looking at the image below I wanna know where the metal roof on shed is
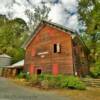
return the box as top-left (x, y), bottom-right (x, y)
top-left (5, 60), bottom-right (24, 68)
top-left (0, 54), bottom-right (11, 58)
top-left (11, 60), bottom-right (24, 68)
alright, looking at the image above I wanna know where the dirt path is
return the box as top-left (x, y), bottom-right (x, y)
top-left (0, 77), bottom-right (71, 100)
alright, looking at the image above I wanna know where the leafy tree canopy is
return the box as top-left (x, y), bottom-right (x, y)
top-left (78, 0), bottom-right (100, 34)
top-left (0, 15), bottom-right (28, 63)
top-left (78, 0), bottom-right (100, 77)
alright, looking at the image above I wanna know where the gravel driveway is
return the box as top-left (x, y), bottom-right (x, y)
top-left (0, 77), bottom-right (71, 100)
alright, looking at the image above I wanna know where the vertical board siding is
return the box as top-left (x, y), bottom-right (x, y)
top-left (31, 48), bottom-right (36, 56)
top-left (52, 64), bottom-right (59, 75)
top-left (29, 65), bottom-right (34, 75)
top-left (25, 25), bottom-right (74, 75)
top-left (24, 24), bottom-right (89, 76)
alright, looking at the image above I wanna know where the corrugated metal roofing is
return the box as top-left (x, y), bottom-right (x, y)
top-left (0, 54), bottom-right (11, 58)
top-left (11, 60), bottom-right (24, 67)
top-left (5, 60), bottom-right (24, 68)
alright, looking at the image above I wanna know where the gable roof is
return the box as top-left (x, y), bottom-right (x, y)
top-left (23, 20), bottom-right (76, 49)
top-left (22, 20), bottom-right (89, 53)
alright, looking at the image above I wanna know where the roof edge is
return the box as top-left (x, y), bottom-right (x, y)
top-left (22, 20), bottom-right (88, 51)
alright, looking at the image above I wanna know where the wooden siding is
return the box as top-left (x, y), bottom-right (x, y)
top-left (72, 37), bottom-right (89, 76)
top-left (24, 24), bottom-right (74, 75)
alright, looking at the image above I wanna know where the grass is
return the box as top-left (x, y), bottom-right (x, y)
top-left (56, 87), bottom-right (100, 100)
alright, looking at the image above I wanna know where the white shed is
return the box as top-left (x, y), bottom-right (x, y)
top-left (11, 60), bottom-right (24, 68)
top-left (1, 60), bottom-right (24, 77)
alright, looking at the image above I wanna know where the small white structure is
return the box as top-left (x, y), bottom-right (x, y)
top-left (2, 60), bottom-right (24, 77)
top-left (0, 54), bottom-right (12, 67)
top-left (11, 60), bottom-right (24, 68)
top-left (5, 60), bottom-right (24, 68)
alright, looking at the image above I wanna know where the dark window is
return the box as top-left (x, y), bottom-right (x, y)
top-left (54, 44), bottom-right (57, 53)
top-left (37, 69), bottom-right (42, 75)
top-left (54, 43), bottom-right (61, 53)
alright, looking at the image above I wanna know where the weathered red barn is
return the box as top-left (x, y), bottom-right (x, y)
top-left (23, 20), bottom-right (89, 76)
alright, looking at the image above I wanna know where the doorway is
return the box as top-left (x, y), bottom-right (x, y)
top-left (37, 69), bottom-right (42, 75)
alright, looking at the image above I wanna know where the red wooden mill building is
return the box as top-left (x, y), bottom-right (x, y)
top-left (23, 20), bottom-right (89, 76)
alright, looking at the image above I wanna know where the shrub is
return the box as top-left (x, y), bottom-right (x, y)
top-left (60, 76), bottom-right (69, 88)
top-left (40, 74), bottom-right (86, 90)
top-left (27, 74), bottom-right (86, 90)
top-left (17, 72), bottom-right (31, 81)
top-left (41, 80), bottom-right (49, 89)
top-left (67, 76), bottom-right (86, 90)
top-left (25, 73), bottom-right (31, 81)
top-left (48, 77), bottom-right (58, 88)
top-left (17, 72), bottom-right (26, 79)
top-left (29, 75), bottom-right (39, 86)
top-left (90, 62), bottom-right (100, 78)
top-left (38, 74), bottom-right (46, 81)
top-left (54, 75), bottom-right (67, 88)
top-left (74, 81), bottom-right (86, 90)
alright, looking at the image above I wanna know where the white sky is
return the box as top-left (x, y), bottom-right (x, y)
top-left (0, 0), bottom-right (78, 30)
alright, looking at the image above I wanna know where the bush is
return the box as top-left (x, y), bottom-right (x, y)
top-left (17, 72), bottom-right (31, 81)
top-left (17, 72), bottom-right (26, 79)
top-left (41, 80), bottom-right (49, 89)
top-left (67, 76), bottom-right (86, 90)
top-left (29, 75), bottom-right (39, 86)
top-left (19, 73), bottom-right (86, 90)
top-left (90, 62), bottom-right (100, 78)
top-left (39, 74), bottom-right (54, 80)
top-left (37, 74), bottom-right (86, 90)
top-left (25, 73), bottom-right (31, 81)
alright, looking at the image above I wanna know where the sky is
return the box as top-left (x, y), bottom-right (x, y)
top-left (0, 0), bottom-right (78, 30)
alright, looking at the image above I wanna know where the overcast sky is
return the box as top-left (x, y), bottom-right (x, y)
top-left (0, 0), bottom-right (78, 30)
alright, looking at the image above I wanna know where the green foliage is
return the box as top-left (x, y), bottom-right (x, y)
top-left (90, 61), bottom-right (100, 78)
top-left (78, 0), bottom-right (100, 64)
top-left (25, 73), bottom-right (31, 81)
top-left (39, 74), bottom-right (55, 81)
top-left (0, 15), bottom-right (8, 26)
top-left (17, 72), bottom-right (31, 81)
top-left (0, 15), bottom-right (29, 62)
top-left (7, 48), bottom-right (25, 63)
top-left (18, 74), bottom-right (86, 90)
top-left (30, 75), bottom-right (37, 82)
top-left (81, 33), bottom-right (100, 78)
top-left (30, 74), bottom-right (86, 90)
top-left (67, 76), bottom-right (86, 90)
top-left (78, 0), bottom-right (100, 33)
top-left (78, 0), bottom-right (100, 66)
top-left (29, 75), bottom-right (39, 85)
top-left (17, 72), bottom-right (25, 79)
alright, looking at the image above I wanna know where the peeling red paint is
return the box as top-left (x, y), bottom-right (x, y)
top-left (52, 64), bottom-right (59, 75)
top-left (29, 65), bottom-right (34, 75)
top-left (24, 24), bottom-right (89, 76)
top-left (31, 49), bottom-right (36, 56)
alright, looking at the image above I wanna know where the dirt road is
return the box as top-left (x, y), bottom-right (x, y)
top-left (0, 77), bottom-right (71, 100)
